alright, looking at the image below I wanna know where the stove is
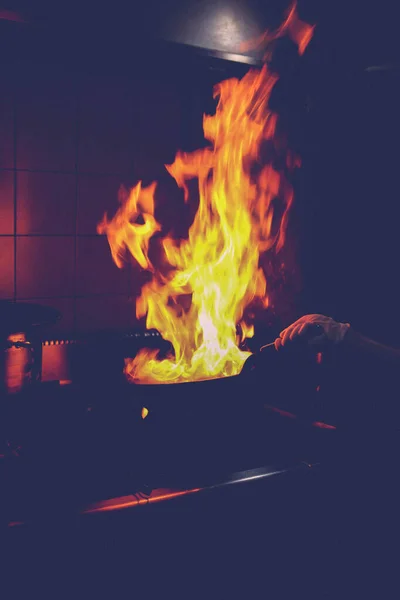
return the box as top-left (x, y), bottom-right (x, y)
top-left (1, 330), bottom-right (337, 528)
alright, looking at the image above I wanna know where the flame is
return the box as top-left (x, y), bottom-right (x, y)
top-left (240, 1), bottom-right (315, 58)
top-left (98, 3), bottom-right (313, 385)
top-left (98, 181), bottom-right (160, 270)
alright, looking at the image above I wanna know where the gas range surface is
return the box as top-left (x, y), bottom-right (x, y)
top-left (1, 372), bottom-right (336, 527)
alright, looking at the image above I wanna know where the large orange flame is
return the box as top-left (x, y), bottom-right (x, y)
top-left (98, 2), bottom-right (313, 384)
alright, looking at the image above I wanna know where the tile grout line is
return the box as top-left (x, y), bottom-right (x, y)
top-left (12, 292), bottom-right (131, 301)
top-left (129, 85), bottom-right (136, 307)
top-left (73, 75), bottom-right (80, 333)
top-left (0, 233), bottom-right (109, 238)
top-left (12, 75), bottom-right (17, 300)
top-left (0, 166), bottom-right (138, 177)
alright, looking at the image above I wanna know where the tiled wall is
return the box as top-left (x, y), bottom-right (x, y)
top-left (0, 65), bottom-right (184, 335)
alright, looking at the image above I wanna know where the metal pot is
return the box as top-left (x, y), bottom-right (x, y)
top-left (0, 301), bottom-right (61, 395)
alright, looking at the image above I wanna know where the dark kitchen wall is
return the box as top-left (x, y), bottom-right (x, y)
top-left (309, 66), bottom-right (400, 347)
top-left (0, 55), bottom-right (186, 335)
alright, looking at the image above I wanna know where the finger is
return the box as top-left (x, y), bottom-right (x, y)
top-left (282, 326), bottom-right (294, 345)
top-left (279, 317), bottom-right (305, 337)
top-left (298, 322), bottom-right (312, 337)
top-left (274, 337), bottom-right (282, 351)
top-left (289, 323), bottom-right (304, 341)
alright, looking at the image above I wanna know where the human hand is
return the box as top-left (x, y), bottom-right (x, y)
top-left (274, 314), bottom-right (350, 350)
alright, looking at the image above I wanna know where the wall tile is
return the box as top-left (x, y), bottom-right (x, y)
top-left (0, 170), bottom-right (14, 234)
top-left (0, 72), bottom-right (14, 169)
top-left (134, 79), bottom-right (183, 175)
top-left (78, 75), bottom-right (136, 174)
top-left (16, 236), bottom-right (75, 298)
top-left (1, 69), bottom-right (188, 336)
top-left (0, 236), bottom-right (14, 299)
top-left (75, 294), bottom-right (134, 332)
top-left (16, 69), bottom-right (77, 171)
top-left (76, 236), bottom-right (130, 295)
top-left (17, 171), bottom-right (76, 235)
top-left (77, 174), bottom-right (134, 235)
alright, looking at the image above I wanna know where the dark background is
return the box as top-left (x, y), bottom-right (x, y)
top-left (2, 4), bottom-right (400, 595)
top-left (1, 0), bottom-right (400, 345)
